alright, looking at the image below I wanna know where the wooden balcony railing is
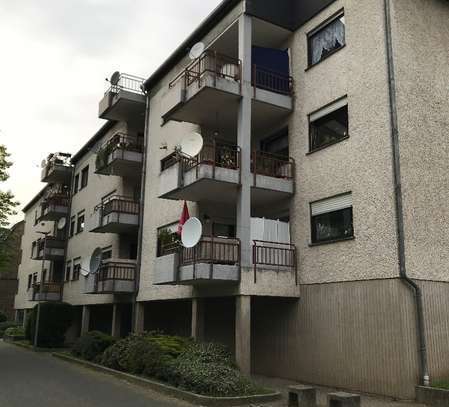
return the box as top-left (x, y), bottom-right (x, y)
top-left (96, 133), bottom-right (144, 171)
top-left (97, 261), bottom-right (136, 282)
top-left (169, 50), bottom-right (241, 91)
top-left (252, 240), bottom-right (297, 284)
top-left (99, 195), bottom-right (140, 217)
top-left (251, 151), bottom-right (295, 180)
top-left (179, 237), bottom-right (241, 268)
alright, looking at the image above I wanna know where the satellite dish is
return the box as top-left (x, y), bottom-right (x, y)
top-left (41, 159), bottom-right (47, 168)
top-left (89, 247), bottom-right (103, 274)
top-left (80, 257), bottom-right (90, 277)
top-left (181, 217), bottom-right (203, 248)
top-left (180, 132), bottom-right (203, 157)
top-left (57, 217), bottom-right (66, 230)
top-left (189, 42), bottom-right (205, 60)
top-left (110, 71), bottom-right (121, 85)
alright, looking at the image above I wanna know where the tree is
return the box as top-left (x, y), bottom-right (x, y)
top-left (0, 144), bottom-right (19, 228)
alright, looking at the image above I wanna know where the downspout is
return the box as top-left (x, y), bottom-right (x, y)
top-left (384, 0), bottom-right (429, 387)
top-left (132, 91), bottom-right (150, 331)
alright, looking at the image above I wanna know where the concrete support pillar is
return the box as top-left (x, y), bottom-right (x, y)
top-left (191, 298), bottom-right (205, 340)
top-left (133, 302), bottom-right (145, 333)
top-left (235, 295), bottom-right (251, 375)
top-left (237, 14), bottom-right (253, 268)
top-left (111, 304), bottom-right (121, 338)
top-left (81, 305), bottom-right (90, 335)
top-left (22, 309), bottom-right (28, 328)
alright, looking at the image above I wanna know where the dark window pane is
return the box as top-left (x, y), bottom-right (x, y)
top-left (310, 105), bottom-right (348, 151)
top-left (73, 174), bottom-right (79, 193)
top-left (77, 214), bottom-right (85, 233)
top-left (81, 166), bottom-right (89, 189)
top-left (309, 15), bottom-right (345, 65)
top-left (312, 207), bottom-right (353, 243)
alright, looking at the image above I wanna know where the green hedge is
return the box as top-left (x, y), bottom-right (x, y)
top-left (25, 302), bottom-right (73, 347)
top-left (0, 321), bottom-right (19, 338)
top-left (72, 331), bottom-right (116, 362)
top-left (4, 326), bottom-right (25, 338)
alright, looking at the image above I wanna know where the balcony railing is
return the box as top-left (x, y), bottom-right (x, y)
top-left (252, 240), bottom-right (297, 284)
top-left (179, 237), bottom-right (241, 268)
top-left (95, 133), bottom-right (144, 172)
top-left (41, 153), bottom-right (72, 183)
top-left (31, 282), bottom-right (63, 302)
top-left (101, 195), bottom-right (140, 217)
top-left (169, 50), bottom-right (241, 91)
top-left (106, 73), bottom-right (144, 95)
top-left (252, 151), bottom-right (295, 180)
top-left (93, 260), bottom-right (136, 293)
top-left (252, 65), bottom-right (293, 96)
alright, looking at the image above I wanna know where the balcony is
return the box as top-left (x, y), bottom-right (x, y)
top-left (41, 153), bottom-right (72, 183)
top-left (159, 141), bottom-right (241, 203)
top-left (84, 259), bottom-right (136, 294)
top-left (38, 191), bottom-right (70, 222)
top-left (154, 237), bottom-right (241, 286)
top-left (31, 237), bottom-right (65, 262)
top-left (98, 73), bottom-right (146, 123)
top-left (89, 195), bottom-right (139, 234)
top-left (95, 133), bottom-right (143, 177)
top-left (28, 282), bottom-right (63, 302)
top-left (160, 145), bottom-right (294, 205)
top-left (161, 51), bottom-right (293, 133)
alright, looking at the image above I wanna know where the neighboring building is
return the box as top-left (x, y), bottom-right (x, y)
top-left (14, 0), bottom-right (449, 400)
top-left (0, 221), bottom-right (24, 320)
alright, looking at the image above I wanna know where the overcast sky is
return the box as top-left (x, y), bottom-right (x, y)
top-left (0, 0), bottom-right (221, 226)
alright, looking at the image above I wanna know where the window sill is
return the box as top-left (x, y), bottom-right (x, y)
top-left (306, 135), bottom-right (350, 156)
top-left (305, 44), bottom-right (346, 72)
top-left (309, 236), bottom-right (355, 247)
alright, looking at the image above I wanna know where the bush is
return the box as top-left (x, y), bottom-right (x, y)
top-left (25, 302), bottom-right (73, 347)
top-left (4, 326), bottom-right (25, 338)
top-left (0, 311), bottom-right (7, 323)
top-left (169, 342), bottom-right (260, 397)
top-left (72, 331), bottom-right (116, 362)
top-left (101, 332), bottom-right (190, 380)
top-left (0, 321), bottom-right (19, 338)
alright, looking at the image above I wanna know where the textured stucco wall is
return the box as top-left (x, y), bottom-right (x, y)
top-left (14, 200), bottom-right (54, 310)
top-left (289, 0), bottom-right (399, 284)
top-left (392, 0), bottom-right (449, 282)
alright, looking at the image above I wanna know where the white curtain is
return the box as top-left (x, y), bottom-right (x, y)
top-left (311, 18), bottom-right (345, 65)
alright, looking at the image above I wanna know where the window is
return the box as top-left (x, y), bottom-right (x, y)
top-left (102, 247), bottom-right (112, 260)
top-left (72, 259), bottom-right (81, 281)
top-left (310, 193), bottom-right (354, 244)
top-left (308, 12), bottom-right (345, 66)
top-left (73, 173), bottom-right (80, 194)
top-left (69, 216), bottom-right (76, 237)
top-left (309, 97), bottom-right (348, 152)
top-left (31, 241), bottom-right (37, 258)
top-left (212, 223), bottom-right (236, 238)
top-left (65, 261), bottom-right (72, 282)
top-left (27, 274), bottom-right (32, 290)
top-left (76, 211), bottom-right (85, 234)
top-left (157, 223), bottom-right (180, 257)
top-left (32, 273), bottom-right (37, 285)
top-left (80, 166), bottom-right (89, 189)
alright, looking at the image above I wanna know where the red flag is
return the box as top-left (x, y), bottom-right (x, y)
top-left (177, 201), bottom-right (190, 235)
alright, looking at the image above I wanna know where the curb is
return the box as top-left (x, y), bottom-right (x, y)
top-left (3, 339), bottom-right (68, 353)
top-left (53, 352), bottom-right (281, 406)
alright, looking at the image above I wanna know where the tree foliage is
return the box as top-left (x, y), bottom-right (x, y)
top-left (0, 144), bottom-right (19, 227)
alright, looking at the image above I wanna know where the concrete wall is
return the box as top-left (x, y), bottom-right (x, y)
top-left (391, 0), bottom-right (449, 282)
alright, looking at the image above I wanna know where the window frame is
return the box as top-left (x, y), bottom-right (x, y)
top-left (69, 216), bottom-right (76, 238)
top-left (73, 173), bottom-right (80, 194)
top-left (307, 96), bottom-right (349, 153)
top-left (76, 211), bottom-right (85, 234)
top-left (307, 9), bottom-right (346, 68)
top-left (72, 259), bottom-right (81, 281)
top-left (80, 165), bottom-right (89, 190)
top-left (309, 192), bottom-right (354, 246)
top-left (65, 261), bottom-right (72, 282)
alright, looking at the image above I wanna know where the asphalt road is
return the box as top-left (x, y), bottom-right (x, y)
top-left (0, 340), bottom-right (190, 407)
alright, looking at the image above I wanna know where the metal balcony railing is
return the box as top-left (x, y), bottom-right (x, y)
top-left (169, 50), bottom-right (242, 91)
top-left (106, 73), bottom-right (145, 95)
top-left (99, 195), bottom-right (140, 217)
top-left (252, 65), bottom-right (293, 96)
top-left (251, 151), bottom-right (295, 180)
top-left (252, 240), bottom-right (297, 284)
top-left (97, 261), bottom-right (136, 282)
top-left (32, 282), bottom-right (63, 301)
top-left (95, 133), bottom-right (144, 171)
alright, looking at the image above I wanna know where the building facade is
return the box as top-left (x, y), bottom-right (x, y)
top-left (14, 0), bottom-right (449, 399)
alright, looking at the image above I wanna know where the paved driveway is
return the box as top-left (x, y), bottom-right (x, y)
top-left (0, 340), bottom-right (190, 407)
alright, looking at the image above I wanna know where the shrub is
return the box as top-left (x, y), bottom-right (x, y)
top-left (0, 311), bottom-right (7, 323)
top-left (25, 302), bottom-right (73, 347)
top-left (0, 321), bottom-right (19, 338)
top-left (169, 342), bottom-right (260, 397)
top-left (72, 331), bottom-right (116, 362)
top-left (4, 326), bottom-right (25, 338)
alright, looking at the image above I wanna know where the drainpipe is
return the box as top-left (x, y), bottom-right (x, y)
top-left (384, 0), bottom-right (429, 387)
top-left (132, 91), bottom-right (150, 331)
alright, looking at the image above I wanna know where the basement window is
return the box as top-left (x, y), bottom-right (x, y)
top-left (308, 11), bottom-right (345, 66)
top-left (309, 97), bottom-right (348, 152)
top-left (310, 193), bottom-right (354, 244)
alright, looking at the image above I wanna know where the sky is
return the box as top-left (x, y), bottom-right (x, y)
top-left (0, 0), bottom-right (221, 226)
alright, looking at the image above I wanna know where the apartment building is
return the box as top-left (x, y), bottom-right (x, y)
top-left (14, 0), bottom-right (449, 400)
